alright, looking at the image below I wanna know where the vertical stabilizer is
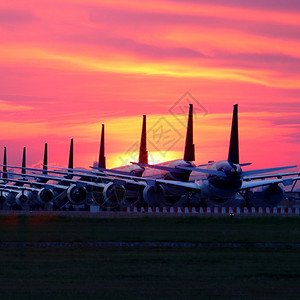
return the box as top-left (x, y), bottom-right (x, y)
top-left (68, 138), bottom-right (73, 171)
top-left (43, 143), bottom-right (48, 175)
top-left (228, 104), bottom-right (239, 164)
top-left (3, 147), bottom-right (7, 179)
top-left (184, 104), bottom-right (195, 161)
top-left (22, 147), bottom-right (26, 175)
top-left (98, 124), bottom-right (106, 169)
top-left (138, 115), bottom-right (148, 164)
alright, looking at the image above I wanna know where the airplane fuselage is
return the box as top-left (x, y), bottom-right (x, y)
top-left (112, 165), bottom-right (145, 177)
top-left (194, 160), bottom-right (243, 202)
top-left (142, 159), bottom-right (196, 181)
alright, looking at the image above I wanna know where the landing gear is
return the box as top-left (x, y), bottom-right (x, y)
top-left (185, 190), bottom-right (206, 207)
top-left (239, 189), bottom-right (254, 207)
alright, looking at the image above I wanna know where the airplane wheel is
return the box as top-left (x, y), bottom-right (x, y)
top-left (199, 200), bottom-right (207, 208)
top-left (241, 202), bottom-right (254, 207)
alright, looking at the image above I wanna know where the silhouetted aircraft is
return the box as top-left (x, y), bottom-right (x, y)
top-left (1, 104), bottom-right (299, 208)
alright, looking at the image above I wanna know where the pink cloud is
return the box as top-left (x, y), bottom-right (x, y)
top-left (0, 0), bottom-right (299, 170)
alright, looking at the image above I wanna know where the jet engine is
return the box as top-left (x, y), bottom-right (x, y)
top-left (143, 184), bottom-right (164, 206)
top-left (16, 190), bottom-right (36, 206)
top-left (160, 185), bottom-right (186, 206)
top-left (124, 187), bottom-right (143, 205)
top-left (67, 184), bottom-right (87, 205)
top-left (103, 182), bottom-right (126, 207)
top-left (261, 184), bottom-right (284, 206)
top-left (38, 188), bottom-right (54, 204)
top-left (3, 191), bottom-right (16, 206)
top-left (0, 192), bottom-right (6, 205)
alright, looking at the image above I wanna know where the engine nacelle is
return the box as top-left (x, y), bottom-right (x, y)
top-left (0, 193), bottom-right (6, 205)
top-left (143, 185), bottom-right (164, 206)
top-left (67, 184), bottom-right (87, 205)
top-left (3, 192), bottom-right (16, 206)
top-left (38, 188), bottom-right (54, 204)
top-left (124, 187), bottom-right (143, 205)
top-left (160, 185), bottom-right (186, 206)
top-left (261, 184), bottom-right (284, 206)
top-left (103, 182), bottom-right (126, 207)
top-left (16, 190), bottom-right (35, 206)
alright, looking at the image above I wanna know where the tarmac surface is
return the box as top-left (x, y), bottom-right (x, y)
top-left (0, 209), bottom-right (299, 218)
top-left (1, 241), bottom-right (300, 248)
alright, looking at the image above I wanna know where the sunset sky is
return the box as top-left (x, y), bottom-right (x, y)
top-left (1, 0), bottom-right (300, 171)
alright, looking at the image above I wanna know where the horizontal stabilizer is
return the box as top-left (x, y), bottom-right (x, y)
top-left (240, 162), bottom-right (252, 166)
top-left (197, 163), bottom-right (213, 167)
top-left (176, 166), bottom-right (225, 177)
top-left (130, 162), bottom-right (183, 174)
top-left (91, 166), bottom-right (138, 176)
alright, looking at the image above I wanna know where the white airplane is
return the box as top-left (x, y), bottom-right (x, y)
top-left (0, 140), bottom-right (128, 209)
top-left (88, 106), bottom-right (196, 204)
top-left (140, 104), bottom-right (299, 206)
top-left (0, 106), bottom-right (194, 208)
top-left (91, 104), bottom-right (299, 207)
top-left (94, 121), bottom-right (145, 177)
top-left (0, 140), bottom-right (88, 208)
top-left (1, 104), bottom-right (299, 208)
top-left (95, 104), bottom-right (197, 182)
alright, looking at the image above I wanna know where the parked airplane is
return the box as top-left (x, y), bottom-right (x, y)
top-left (92, 103), bottom-right (298, 206)
top-left (110, 115), bottom-right (148, 176)
top-left (0, 140), bottom-right (127, 209)
top-left (94, 104), bottom-right (197, 181)
top-left (0, 146), bottom-right (39, 207)
top-left (88, 104), bottom-right (197, 204)
top-left (1, 104), bottom-right (299, 208)
top-left (138, 104), bottom-right (299, 206)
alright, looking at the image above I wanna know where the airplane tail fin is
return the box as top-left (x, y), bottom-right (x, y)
top-left (68, 138), bottom-right (73, 172)
top-left (98, 124), bottom-right (106, 169)
top-left (3, 147), bottom-right (7, 179)
top-left (228, 104), bottom-right (239, 164)
top-left (43, 143), bottom-right (48, 175)
top-left (138, 115), bottom-right (148, 164)
top-left (22, 147), bottom-right (26, 175)
top-left (184, 104), bottom-right (195, 161)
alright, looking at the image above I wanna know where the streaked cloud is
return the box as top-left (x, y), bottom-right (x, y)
top-left (0, 0), bottom-right (299, 169)
top-left (0, 100), bottom-right (32, 111)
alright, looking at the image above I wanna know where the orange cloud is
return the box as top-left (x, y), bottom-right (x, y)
top-left (0, 0), bottom-right (299, 171)
top-left (0, 100), bottom-right (32, 111)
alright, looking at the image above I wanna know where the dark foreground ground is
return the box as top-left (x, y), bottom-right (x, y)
top-left (0, 215), bottom-right (299, 299)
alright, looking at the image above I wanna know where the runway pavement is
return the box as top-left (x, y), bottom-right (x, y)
top-left (0, 206), bottom-right (299, 217)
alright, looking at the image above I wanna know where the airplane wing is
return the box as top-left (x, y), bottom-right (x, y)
top-left (0, 169), bottom-right (147, 190)
top-left (176, 166), bottom-right (225, 176)
top-left (243, 171), bottom-right (300, 181)
top-left (242, 165), bottom-right (297, 177)
top-left (130, 162), bottom-right (183, 173)
top-left (0, 164), bottom-right (109, 180)
top-left (130, 162), bottom-right (226, 176)
top-left (156, 176), bottom-right (300, 192)
top-left (155, 179), bottom-right (201, 190)
top-left (241, 176), bottom-right (300, 190)
top-left (0, 183), bottom-right (47, 193)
